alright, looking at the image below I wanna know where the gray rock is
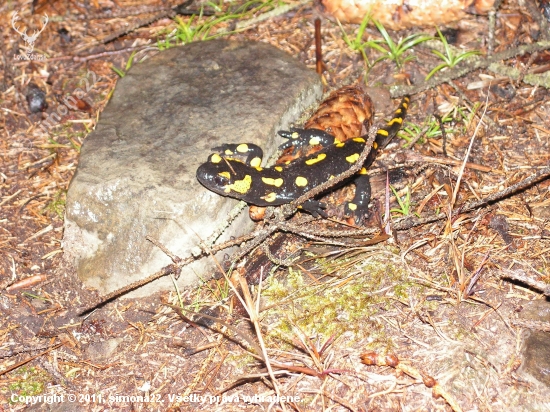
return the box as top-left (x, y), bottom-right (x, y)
top-left (84, 338), bottom-right (124, 363)
top-left (518, 299), bottom-right (550, 388)
top-left (63, 40), bottom-right (321, 297)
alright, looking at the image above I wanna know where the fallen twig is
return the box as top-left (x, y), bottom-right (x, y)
top-left (0, 343), bottom-right (62, 377)
top-left (393, 165), bottom-right (550, 231)
top-left (499, 269), bottom-right (550, 297)
top-left (511, 318), bottom-right (550, 333)
top-left (522, 0), bottom-right (549, 41)
top-left (391, 41), bottom-right (550, 97)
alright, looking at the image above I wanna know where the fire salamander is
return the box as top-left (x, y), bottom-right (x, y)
top-left (196, 96), bottom-right (409, 222)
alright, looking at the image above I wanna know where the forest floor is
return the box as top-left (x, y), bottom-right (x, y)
top-left (1, 0), bottom-right (550, 411)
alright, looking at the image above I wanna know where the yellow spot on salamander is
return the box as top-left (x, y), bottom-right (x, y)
top-left (348, 202), bottom-right (357, 211)
top-left (395, 108), bottom-right (402, 114)
top-left (250, 157), bottom-right (261, 168)
top-left (218, 171), bottom-right (231, 179)
top-left (291, 132), bottom-right (300, 139)
top-left (295, 176), bottom-right (308, 187)
top-left (262, 192), bottom-right (277, 202)
top-left (262, 177), bottom-right (284, 187)
top-left (335, 142), bottom-right (345, 148)
top-left (236, 143), bottom-right (249, 153)
top-left (353, 137), bottom-right (366, 143)
top-left (377, 129), bottom-right (389, 137)
top-left (387, 117), bottom-right (403, 126)
top-left (274, 166), bottom-right (283, 172)
top-left (346, 153), bottom-right (360, 163)
top-left (359, 167), bottom-right (368, 175)
top-left (309, 136), bottom-right (320, 145)
top-left (305, 153), bottom-right (326, 165)
top-left (224, 149), bottom-right (233, 155)
top-left (329, 175), bottom-right (335, 180)
top-left (373, 142), bottom-right (378, 149)
top-left (226, 175), bottom-right (252, 194)
top-left (255, 166), bottom-right (263, 171)
top-left (211, 154), bottom-right (222, 163)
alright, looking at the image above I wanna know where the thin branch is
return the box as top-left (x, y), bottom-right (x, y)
top-left (391, 41), bottom-right (550, 97)
top-left (499, 269), bottom-right (550, 296)
top-left (393, 166), bottom-right (550, 231)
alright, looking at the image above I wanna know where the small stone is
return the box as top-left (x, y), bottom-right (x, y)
top-left (26, 83), bottom-right (47, 113)
top-left (518, 299), bottom-right (550, 388)
top-left (84, 338), bottom-right (124, 363)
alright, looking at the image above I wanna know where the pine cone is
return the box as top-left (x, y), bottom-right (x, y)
top-left (322, 0), bottom-right (494, 29)
top-left (304, 85), bottom-right (374, 142)
top-left (276, 85), bottom-right (373, 164)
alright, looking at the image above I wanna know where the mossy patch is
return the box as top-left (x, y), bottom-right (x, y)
top-left (3, 366), bottom-right (50, 403)
top-left (261, 250), bottom-right (412, 350)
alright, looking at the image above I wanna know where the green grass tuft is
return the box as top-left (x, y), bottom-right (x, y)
top-left (425, 27), bottom-right (481, 80)
top-left (367, 21), bottom-right (432, 69)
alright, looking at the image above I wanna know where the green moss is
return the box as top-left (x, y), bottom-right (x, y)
top-left (262, 252), bottom-right (410, 349)
top-left (263, 276), bottom-right (287, 300)
top-left (43, 190), bottom-right (66, 219)
top-left (225, 352), bottom-right (257, 371)
top-left (5, 366), bottom-right (50, 402)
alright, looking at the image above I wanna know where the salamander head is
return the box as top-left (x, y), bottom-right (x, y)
top-left (196, 156), bottom-right (253, 199)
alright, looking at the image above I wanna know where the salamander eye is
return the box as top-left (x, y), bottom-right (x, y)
top-left (214, 173), bottom-right (229, 186)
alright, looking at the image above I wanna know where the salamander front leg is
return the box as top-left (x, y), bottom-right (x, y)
top-left (210, 143), bottom-right (263, 167)
top-left (278, 128), bottom-right (336, 153)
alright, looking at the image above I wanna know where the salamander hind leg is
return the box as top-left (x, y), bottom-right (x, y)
top-left (298, 200), bottom-right (328, 218)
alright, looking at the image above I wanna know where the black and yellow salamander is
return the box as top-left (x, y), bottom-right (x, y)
top-left (196, 96), bottom-right (409, 222)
